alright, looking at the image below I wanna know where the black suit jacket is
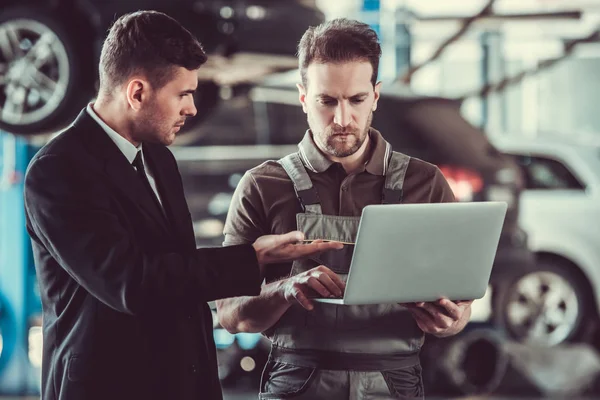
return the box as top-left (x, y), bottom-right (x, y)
top-left (24, 109), bottom-right (261, 400)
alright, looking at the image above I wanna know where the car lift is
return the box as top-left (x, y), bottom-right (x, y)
top-left (0, 131), bottom-right (42, 395)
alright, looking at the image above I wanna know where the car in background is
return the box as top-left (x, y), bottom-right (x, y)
top-left (489, 133), bottom-right (600, 346)
top-left (0, 0), bottom-right (323, 135)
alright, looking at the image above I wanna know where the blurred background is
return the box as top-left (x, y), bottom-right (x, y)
top-left (1, 0), bottom-right (600, 398)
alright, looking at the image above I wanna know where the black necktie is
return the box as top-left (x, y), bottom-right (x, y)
top-left (132, 151), bottom-right (164, 215)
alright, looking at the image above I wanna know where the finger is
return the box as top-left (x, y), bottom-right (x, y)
top-left (408, 306), bottom-right (434, 323)
top-left (292, 287), bottom-right (314, 311)
top-left (306, 278), bottom-right (334, 298)
top-left (292, 242), bottom-right (343, 258)
top-left (421, 301), bottom-right (455, 321)
top-left (418, 302), bottom-right (455, 326)
top-left (313, 241), bottom-right (344, 251)
top-left (436, 299), bottom-right (462, 320)
top-left (314, 273), bottom-right (344, 297)
top-left (318, 267), bottom-right (346, 291)
top-left (328, 241), bottom-right (344, 250)
top-left (455, 299), bottom-right (474, 307)
top-left (415, 302), bottom-right (436, 315)
top-left (407, 307), bottom-right (436, 331)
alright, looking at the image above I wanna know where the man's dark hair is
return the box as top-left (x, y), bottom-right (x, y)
top-left (297, 18), bottom-right (382, 88)
top-left (99, 10), bottom-right (207, 93)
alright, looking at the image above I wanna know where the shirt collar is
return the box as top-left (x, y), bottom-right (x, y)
top-left (86, 103), bottom-right (140, 165)
top-left (297, 128), bottom-right (390, 176)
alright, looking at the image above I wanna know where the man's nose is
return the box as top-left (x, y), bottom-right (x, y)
top-left (333, 102), bottom-right (352, 127)
top-left (184, 99), bottom-right (197, 117)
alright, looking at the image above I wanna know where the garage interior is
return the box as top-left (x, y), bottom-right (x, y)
top-left (1, 0), bottom-right (600, 398)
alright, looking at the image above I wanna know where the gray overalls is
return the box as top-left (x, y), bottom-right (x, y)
top-left (259, 146), bottom-right (425, 400)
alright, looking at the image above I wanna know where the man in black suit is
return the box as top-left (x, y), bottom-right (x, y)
top-left (23, 11), bottom-right (342, 400)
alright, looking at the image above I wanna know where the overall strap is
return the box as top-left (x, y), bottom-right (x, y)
top-left (382, 143), bottom-right (411, 204)
top-left (278, 153), bottom-right (322, 214)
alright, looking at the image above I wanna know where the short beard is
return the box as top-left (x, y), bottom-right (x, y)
top-left (313, 111), bottom-right (372, 158)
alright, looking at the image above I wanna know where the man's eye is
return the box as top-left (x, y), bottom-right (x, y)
top-left (321, 100), bottom-right (336, 106)
top-left (351, 98), bottom-right (365, 104)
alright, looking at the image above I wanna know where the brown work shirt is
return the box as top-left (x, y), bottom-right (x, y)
top-left (224, 128), bottom-right (455, 279)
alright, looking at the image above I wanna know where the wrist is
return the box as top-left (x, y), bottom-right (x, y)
top-left (272, 279), bottom-right (292, 306)
top-left (273, 279), bottom-right (287, 298)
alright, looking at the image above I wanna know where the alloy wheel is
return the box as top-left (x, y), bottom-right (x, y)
top-left (504, 271), bottom-right (579, 346)
top-left (0, 18), bottom-right (69, 127)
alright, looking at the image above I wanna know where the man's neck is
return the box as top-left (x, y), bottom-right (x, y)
top-left (92, 97), bottom-right (139, 147)
top-left (329, 132), bottom-right (371, 174)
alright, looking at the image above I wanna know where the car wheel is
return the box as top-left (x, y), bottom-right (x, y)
top-left (0, 7), bottom-right (93, 135)
top-left (493, 258), bottom-right (592, 346)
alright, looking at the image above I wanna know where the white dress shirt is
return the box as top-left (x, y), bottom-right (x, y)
top-left (86, 103), bottom-right (164, 209)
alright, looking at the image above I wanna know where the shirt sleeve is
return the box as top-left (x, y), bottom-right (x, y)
top-left (223, 171), bottom-right (267, 246)
top-left (430, 167), bottom-right (457, 203)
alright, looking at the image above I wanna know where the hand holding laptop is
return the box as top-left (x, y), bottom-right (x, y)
top-left (403, 298), bottom-right (474, 337)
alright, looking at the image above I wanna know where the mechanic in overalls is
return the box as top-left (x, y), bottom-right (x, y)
top-left (217, 18), bottom-right (474, 399)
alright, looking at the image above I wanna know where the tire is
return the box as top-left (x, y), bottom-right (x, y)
top-left (493, 257), bottom-right (593, 346)
top-left (0, 7), bottom-right (94, 135)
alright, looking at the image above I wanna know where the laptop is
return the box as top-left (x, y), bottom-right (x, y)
top-left (314, 201), bottom-right (507, 305)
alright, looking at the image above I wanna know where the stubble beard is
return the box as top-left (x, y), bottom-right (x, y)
top-left (312, 111), bottom-right (373, 158)
top-left (137, 102), bottom-right (172, 146)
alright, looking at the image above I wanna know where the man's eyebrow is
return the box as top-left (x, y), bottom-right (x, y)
top-left (316, 92), bottom-right (369, 99)
top-left (181, 89), bottom-right (196, 94)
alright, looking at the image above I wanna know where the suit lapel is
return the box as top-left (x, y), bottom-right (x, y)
top-left (75, 109), bottom-right (172, 234)
top-left (143, 143), bottom-right (196, 248)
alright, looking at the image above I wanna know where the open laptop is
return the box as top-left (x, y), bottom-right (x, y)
top-left (314, 201), bottom-right (507, 305)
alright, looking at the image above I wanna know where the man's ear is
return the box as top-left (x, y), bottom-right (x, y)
top-left (126, 78), bottom-right (149, 111)
top-left (372, 81), bottom-right (382, 112)
top-left (296, 83), bottom-right (308, 114)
